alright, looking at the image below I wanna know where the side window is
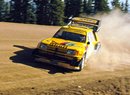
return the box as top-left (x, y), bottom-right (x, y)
top-left (88, 32), bottom-right (96, 42)
top-left (54, 30), bottom-right (63, 38)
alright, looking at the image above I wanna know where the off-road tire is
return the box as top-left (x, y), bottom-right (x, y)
top-left (78, 56), bottom-right (85, 71)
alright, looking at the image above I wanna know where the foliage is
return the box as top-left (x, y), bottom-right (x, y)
top-left (64, 0), bottom-right (82, 17)
top-left (10, 0), bottom-right (35, 23)
top-left (111, 0), bottom-right (121, 9)
top-left (0, 0), bottom-right (129, 25)
top-left (94, 0), bottom-right (110, 13)
top-left (26, 1), bottom-right (36, 23)
top-left (0, 0), bottom-right (5, 21)
top-left (124, 0), bottom-right (128, 13)
top-left (49, 0), bottom-right (64, 25)
top-left (82, 0), bottom-right (110, 15)
top-left (34, 0), bottom-right (64, 25)
top-left (83, 0), bottom-right (93, 14)
top-left (34, 0), bottom-right (49, 25)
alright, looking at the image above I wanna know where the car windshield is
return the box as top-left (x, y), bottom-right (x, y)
top-left (53, 30), bottom-right (86, 43)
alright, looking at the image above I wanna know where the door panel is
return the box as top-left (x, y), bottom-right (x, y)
top-left (86, 32), bottom-right (95, 58)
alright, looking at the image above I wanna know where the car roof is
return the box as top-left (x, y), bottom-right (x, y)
top-left (61, 26), bottom-right (92, 35)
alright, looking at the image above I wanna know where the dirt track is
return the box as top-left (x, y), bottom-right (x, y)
top-left (0, 18), bottom-right (130, 95)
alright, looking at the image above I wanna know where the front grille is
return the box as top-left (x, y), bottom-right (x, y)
top-left (47, 45), bottom-right (67, 54)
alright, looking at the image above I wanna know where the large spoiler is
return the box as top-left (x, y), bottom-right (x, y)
top-left (68, 17), bottom-right (101, 32)
top-left (72, 17), bottom-right (100, 26)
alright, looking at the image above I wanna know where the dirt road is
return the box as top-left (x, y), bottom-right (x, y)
top-left (0, 15), bottom-right (130, 95)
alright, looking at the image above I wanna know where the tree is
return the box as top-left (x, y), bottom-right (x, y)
top-left (0, 0), bottom-right (11, 21)
top-left (26, 1), bottom-right (36, 23)
top-left (0, 0), bottom-right (5, 21)
top-left (10, 0), bottom-right (33, 23)
top-left (111, 0), bottom-right (121, 9)
top-left (94, 0), bottom-right (110, 13)
top-left (83, 0), bottom-right (93, 14)
top-left (83, 0), bottom-right (87, 13)
top-left (34, 0), bottom-right (50, 25)
top-left (49, 0), bottom-right (64, 25)
top-left (34, 0), bottom-right (65, 25)
top-left (121, 2), bottom-right (124, 11)
top-left (22, 0), bottom-right (30, 23)
top-left (64, 0), bottom-right (82, 18)
top-left (124, 0), bottom-right (128, 13)
top-left (3, 2), bottom-right (11, 21)
top-left (10, 0), bottom-right (22, 22)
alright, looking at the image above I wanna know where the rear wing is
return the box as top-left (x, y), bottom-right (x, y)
top-left (68, 17), bottom-right (101, 32)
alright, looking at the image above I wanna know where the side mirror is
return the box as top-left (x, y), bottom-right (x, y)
top-left (87, 42), bottom-right (90, 45)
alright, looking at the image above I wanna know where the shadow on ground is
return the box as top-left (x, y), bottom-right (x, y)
top-left (10, 45), bottom-right (73, 74)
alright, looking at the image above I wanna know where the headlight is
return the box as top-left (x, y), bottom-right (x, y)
top-left (40, 43), bottom-right (47, 50)
top-left (67, 50), bottom-right (78, 55)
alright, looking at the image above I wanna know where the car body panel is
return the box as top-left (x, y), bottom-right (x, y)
top-left (33, 17), bottom-right (101, 70)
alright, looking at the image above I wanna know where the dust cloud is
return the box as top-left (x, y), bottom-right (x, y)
top-left (88, 10), bottom-right (130, 71)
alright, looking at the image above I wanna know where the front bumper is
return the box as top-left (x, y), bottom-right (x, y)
top-left (32, 49), bottom-right (80, 70)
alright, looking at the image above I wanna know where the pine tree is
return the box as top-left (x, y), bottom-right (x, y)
top-left (49, 0), bottom-right (64, 25)
top-left (111, 0), bottom-right (121, 9)
top-left (86, 0), bottom-right (93, 14)
top-left (10, 0), bottom-right (22, 22)
top-left (0, 0), bottom-right (10, 21)
top-left (26, 1), bottom-right (36, 23)
top-left (64, 0), bottom-right (82, 18)
top-left (124, 0), bottom-right (128, 13)
top-left (10, 0), bottom-right (33, 23)
top-left (3, 2), bottom-right (10, 21)
top-left (121, 2), bottom-right (124, 11)
top-left (22, 0), bottom-right (29, 23)
top-left (94, 0), bottom-right (110, 13)
top-left (34, 0), bottom-right (50, 25)
top-left (83, 0), bottom-right (87, 13)
top-left (0, 0), bottom-right (5, 21)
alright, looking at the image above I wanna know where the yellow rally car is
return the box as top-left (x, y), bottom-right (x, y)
top-left (32, 17), bottom-right (101, 71)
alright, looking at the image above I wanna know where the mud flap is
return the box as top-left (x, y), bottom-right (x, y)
top-left (94, 42), bottom-right (101, 53)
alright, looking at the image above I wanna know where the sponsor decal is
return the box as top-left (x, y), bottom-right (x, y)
top-left (49, 41), bottom-right (76, 49)
top-left (60, 42), bottom-right (75, 46)
top-left (50, 41), bottom-right (68, 49)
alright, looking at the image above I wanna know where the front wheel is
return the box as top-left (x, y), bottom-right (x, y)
top-left (78, 56), bottom-right (85, 71)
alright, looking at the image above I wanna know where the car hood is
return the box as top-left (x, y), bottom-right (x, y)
top-left (41, 38), bottom-right (86, 50)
